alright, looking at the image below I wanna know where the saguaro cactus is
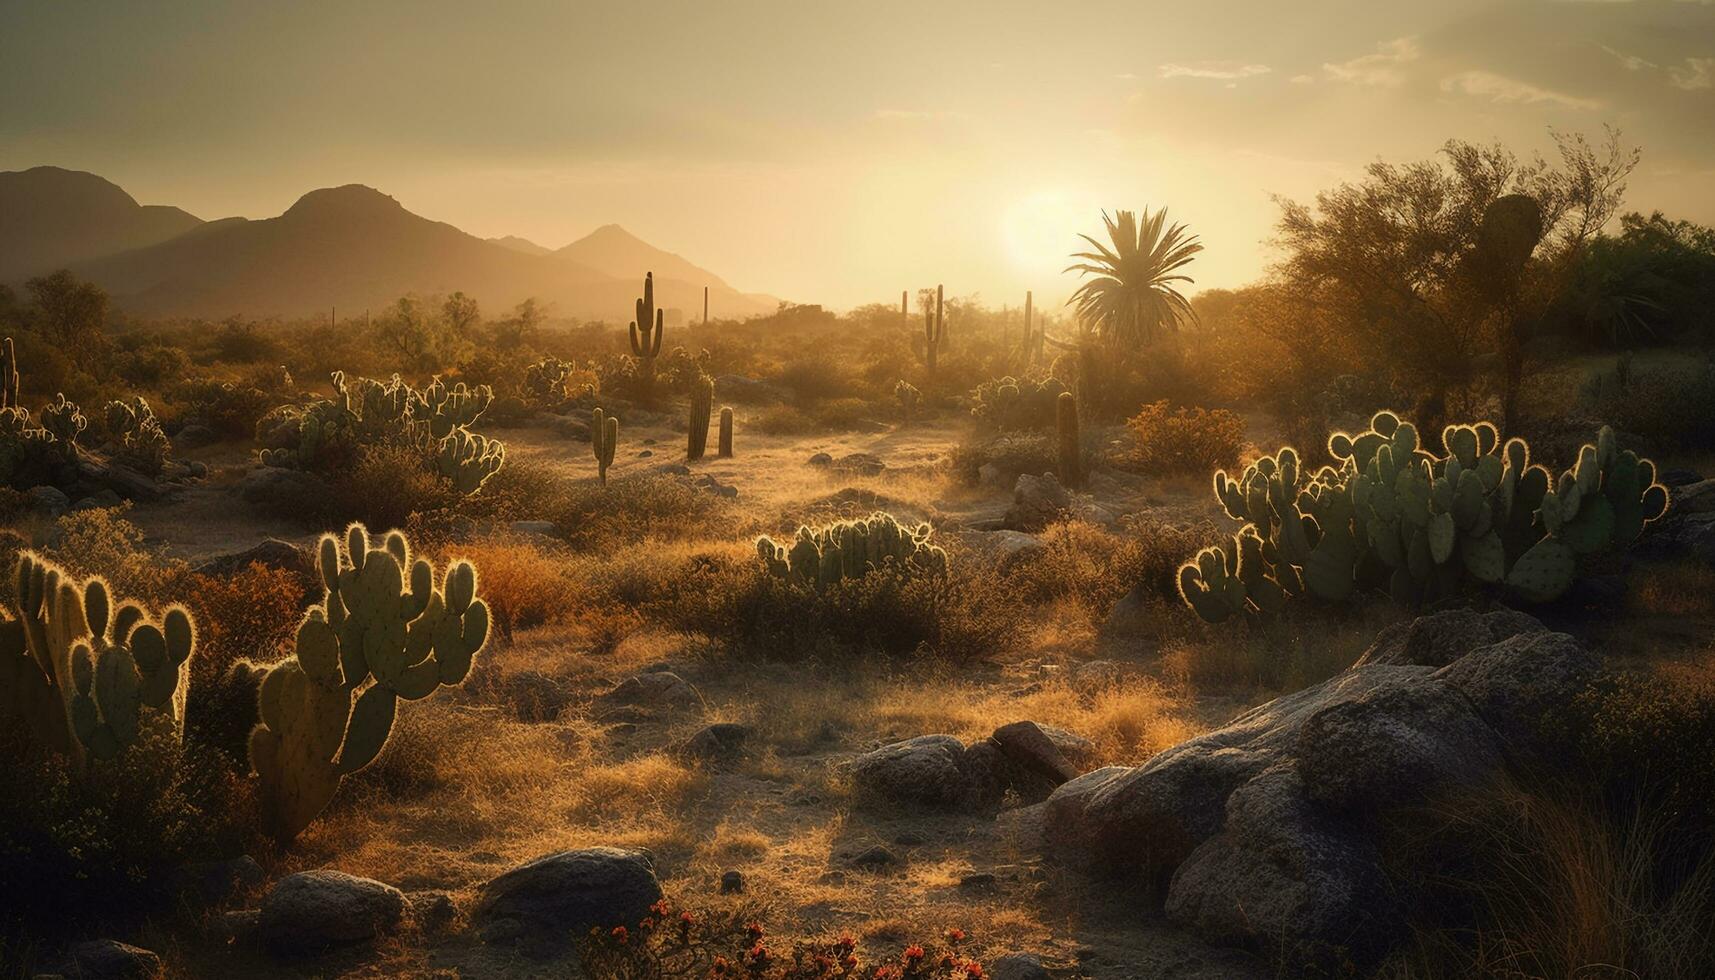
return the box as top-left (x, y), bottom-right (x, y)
top-left (687, 373), bottom-right (713, 462)
top-left (922, 284), bottom-right (946, 375)
top-left (1, 336), bottom-right (17, 410)
top-left (249, 524), bottom-right (489, 843)
top-left (718, 406), bottom-right (733, 457)
top-left (630, 272), bottom-right (666, 396)
top-left (592, 407), bottom-right (618, 485)
top-left (1056, 391), bottom-right (1082, 488)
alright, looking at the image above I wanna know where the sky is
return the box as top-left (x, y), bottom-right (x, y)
top-left (3, 0), bottom-right (1713, 310)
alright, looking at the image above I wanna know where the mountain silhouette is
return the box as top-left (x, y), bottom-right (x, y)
top-left (3, 170), bottom-right (777, 320)
top-left (0, 167), bottom-right (203, 280)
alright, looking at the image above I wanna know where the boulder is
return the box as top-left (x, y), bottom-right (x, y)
top-left (807, 452), bottom-right (833, 467)
top-left (679, 722), bottom-right (753, 761)
top-left (1671, 478), bottom-right (1715, 514)
top-left (990, 953), bottom-right (1052, 980)
top-left (596, 671), bottom-right (702, 714)
top-left (992, 721), bottom-right (1081, 786)
top-left (238, 467), bottom-right (330, 512)
top-left (194, 539), bottom-right (317, 589)
top-left (1005, 473), bottom-right (1070, 532)
top-left (1353, 608), bottom-right (1544, 668)
top-left (69, 489), bottom-right (123, 512)
top-left (258, 870), bottom-right (405, 952)
top-left (46, 940), bottom-right (163, 980)
top-left (1165, 765), bottom-right (1394, 971)
top-left (27, 485), bottom-right (70, 519)
top-left (173, 423), bottom-right (218, 449)
top-left (473, 848), bottom-right (662, 942)
top-left (849, 734), bottom-right (991, 808)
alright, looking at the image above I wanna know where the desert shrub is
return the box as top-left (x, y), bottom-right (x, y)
top-left (751, 403), bottom-right (817, 435)
top-left (662, 554), bottom-right (1024, 662)
top-left (174, 377), bottom-right (273, 438)
top-left (323, 442), bottom-right (463, 530)
top-left (455, 536), bottom-right (580, 642)
top-left (1123, 400), bottom-right (1246, 473)
top-left (947, 432), bottom-right (1054, 486)
top-left (775, 355), bottom-right (856, 401)
top-left (113, 342), bottom-right (191, 388)
top-left (970, 375), bottom-right (1068, 430)
top-left (580, 907), bottom-right (986, 980)
top-left (1599, 363), bottom-right (1715, 454)
top-left (179, 564), bottom-right (307, 765)
top-left (546, 473), bottom-right (733, 548)
top-left (1003, 518), bottom-right (1222, 625)
top-left (0, 722), bottom-right (258, 936)
top-left (40, 506), bottom-right (186, 604)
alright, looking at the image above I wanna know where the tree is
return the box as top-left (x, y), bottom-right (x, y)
top-left (26, 270), bottom-right (108, 367)
top-left (442, 292), bottom-right (481, 338)
top-left (1272, 129), bottom-right (1638, 430)
top-left (1065, 208), bottom-right (1202, 348)
top-left (490, 297), bottom-right (543, 351)
top-left (374, 296), bottom-right (436, 367)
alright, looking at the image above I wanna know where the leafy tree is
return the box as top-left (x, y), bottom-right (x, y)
top-left (490, 297), bottom-right (543, 351)
top-left (442, 291), bottom-right (481, 338)
top-left (1272, 129), bottom-right (1638, 430)
top-left (1560, 211), bottom-right (1715, 347)
top-left (25, 270), bottom-right (108, 367)
top-left (1065, 208), bottom-right (1202, 347)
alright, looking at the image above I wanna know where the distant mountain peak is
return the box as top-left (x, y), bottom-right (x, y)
top-left (283, 184), bottom-right (405, 220)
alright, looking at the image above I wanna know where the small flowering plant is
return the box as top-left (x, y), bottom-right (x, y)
top-left (578, 902), bottom-right (982, 980)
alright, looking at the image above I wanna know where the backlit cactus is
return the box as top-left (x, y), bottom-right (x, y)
top-left (1, 552), bottom-right (196, 761)
top-left (970, 375), bottom-right (1067, 430)
top-left (894, 380), bottom-right (920, 422)
top-left (1056, 391), bottom-right (1082, 489)
top-left (40, 393), bottom-right (86, 451)
top-left (592, 407), bottom-right (618, 485)
top-left (1179, 411), bottom-right (1669, 621)
top-left (687, 373), bottom-right (713, 462)
top-left (105, 396), bottom-right (171, 476)
top-left (718, 406), bottom-right (733, 458)
top-left (630, 272), bottom-right (666, 395)
top-left (921, 284), bottom-right (946, 375)
top-left (755, 511), bottom-right (948, 589)
top-left (249, 523), bottom-right (489, 843)
top-left (435, 428), bottom-right (505, 493)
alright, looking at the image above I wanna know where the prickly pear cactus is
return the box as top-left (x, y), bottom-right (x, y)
top-left (435, 428), bottom-right (505, 493)
top-left (39, 393), bottom-right (85, 451)
top-left (1180, 411), bottom-right (1669, 622)
top-left (755, 512), bottom-right (948, 589)
top-left (1, 553), bottom-right (196, 760)
top-left (105, 396), bottom-right (172, 476)
top-left (249, 523), bottom-right (489, 843)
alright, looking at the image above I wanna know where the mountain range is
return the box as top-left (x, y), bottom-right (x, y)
top-left (0, 166), bottom-right (778, 321)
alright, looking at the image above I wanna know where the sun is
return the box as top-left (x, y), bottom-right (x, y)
top-left (1001, 188), bottom-right (1103, 282)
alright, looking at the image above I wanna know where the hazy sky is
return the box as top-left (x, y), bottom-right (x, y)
top-left (4, 0), bottom-right (1713, 309)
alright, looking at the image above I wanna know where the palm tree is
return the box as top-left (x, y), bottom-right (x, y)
top-left (1065, 208), bottom-right (1202, 346)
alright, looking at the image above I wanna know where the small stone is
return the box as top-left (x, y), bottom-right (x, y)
top-left (720, 870), bottom-right (745, 894)
top-left (845, 844), bottom-right (898, 869)
top-left (70, 489), bottom-right (124, 512)
top-left (258, 870), bottom-right (405, 953)
top-left (990, 953), bottom-right (1051, 980)
top-left (808, 451), bottom-right (833, 466)
top-left (510, 520), bottom-right (556, 537)
top-left (679, 722), bottom-right (753, 761)
top-left (958, 872), bottom-right (998, 890)
top-left (48, 940), bottom-right (162, 980)
top-left (638, 449), bottom-right (654, 457)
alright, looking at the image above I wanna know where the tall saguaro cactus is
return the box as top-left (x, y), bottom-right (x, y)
top-left (1, 336), bottom-right (17, 410)
top-left (592, 407), bottom-right (618, 485)
top-left (1056, 391), bottom-right (1082, 489)
top-left (630, 272), bottom-right (666, 397)
top-left (249, 524), bottom-right (489, 843)
top-left (922, 284), bottom-right (947, 375)
top-left (687, 374), bottom-right (714, 462)
top-left (718, 407), bottom-right (733, 458)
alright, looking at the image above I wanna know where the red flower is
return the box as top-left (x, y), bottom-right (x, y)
top-left (639, 917), bottom-right (656, 932)
top-left (964, 963), bottom-right (984, 979)
top-left (903, 945), bottom-right (925, 962)
top-left (836, 932), bottom-right (857, 950)
top-left (873, 966), bottom-right (901, 980)
top-left (610, 926), bottom-right (629, 944)
top-left (651, 899), bottom-right (673, 917)
top-left (944, 928), bottom-right (966, 944)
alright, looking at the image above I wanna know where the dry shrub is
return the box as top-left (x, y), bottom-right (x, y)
top-left (455, 536), bottom-right (580, 642)
top-left (179, 563), bottom-right (306, 765)
top-left (546, 473), bottom-right (731, 549)
top-left (323, 442), bottom-right (461, 530)
top-left (657, 556), bottom-right (1026, 663)
top-left (752, 403), bottom-right (820, 436)
top-left (40, 505), bottom-right (186, 604)
top-left (775, 356), bottom-right (857, 400)
top-left (1123, 401), bottom-right (1246, 474)
top-left (947, 432), bottom-right (1054, 486)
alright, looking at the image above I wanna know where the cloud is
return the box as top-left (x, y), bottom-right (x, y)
top-left (1439, 70), bottom-right (1603, 110)
top-left (1157, 61), bottom-right (1272, 81)
top-left (1668, 56), bottom-right (1714, 89)
top-left (1322, 37), bottom-right (1420, 87)
top-left (1602, 45), bottom-right (1657, 71)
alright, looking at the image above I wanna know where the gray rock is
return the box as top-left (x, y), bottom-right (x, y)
top-left (258, 870), bottom-right (405, 952)
top-left (597, 671), bottom-right (701, 714)
top-left (1433, 629), bottom-right (1598, 757)
top-left (510, 520), bottom-right (557, 537)
top-left (193, 539), bottom-right (317, 589)
top-left (680, 722), bottom-right (753, 761)
top-left (1672, 478), bottom-right (1715, 514)
top-left (990, 953), bottom-right (1052, 980)
top-left (47, 940), bottom-right (163, 980)
top-left (70, 489), bottom-right (123, 512)
top-left (693, 474), bottom-right (739, 498)
top-left (849, 734), bottom-right (992, 808)
top-left (808, 452), bottom-right (833, 466)
top-left (1166, 764), bottom-right (1393, 969)
top-left (978, 530), bottom-right (1045, 565)
top-left (844, 844), bottom-right (898, 868)
top-left (992, 721), bottom-right (1081, 786)
top-left (173, 423), bottom-right (218, 449)
top-left (78, 459), bottom-right (162, 501)
top-left (473, 848), bottom-right (662, 942)
top-left (27, 485), bottom-right (70, 519)
top-left (1353, 608), bottom-right (1545, 668)
top-left (238, 466), bottom-right (330, 512)
top-left (1005, 473), bottom-right (1070, 532)
top-left (720, 870), bottom-right (745, 894)
top-left (831, 452), bottom-right (885, 475)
